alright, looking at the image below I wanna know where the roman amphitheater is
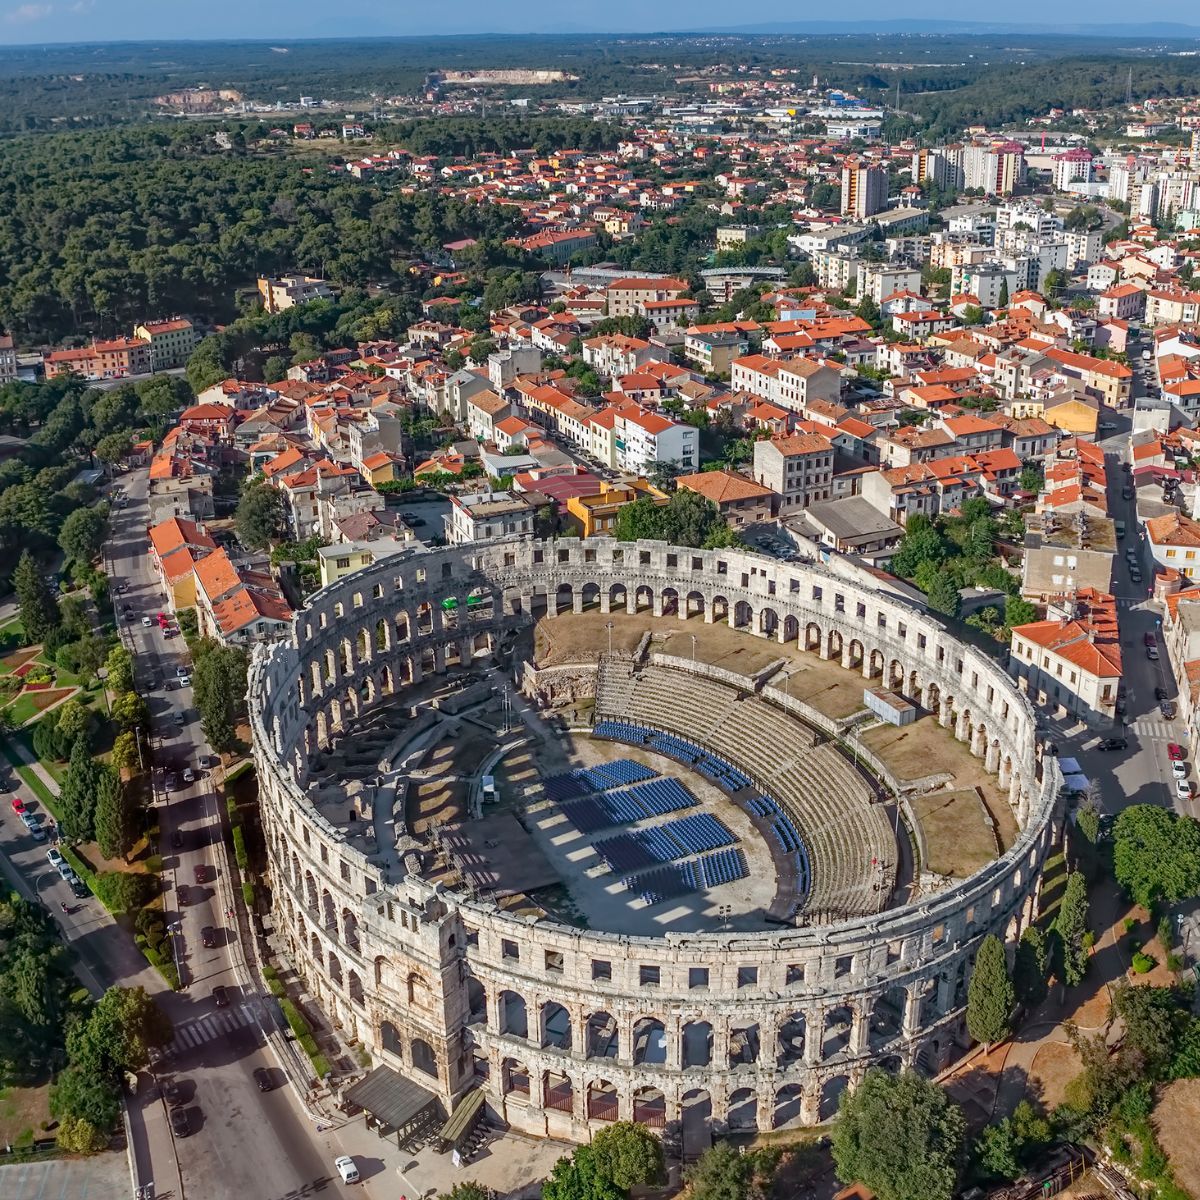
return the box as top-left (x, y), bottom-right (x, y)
top-left (249, 536), bottom-right (1061, 1147)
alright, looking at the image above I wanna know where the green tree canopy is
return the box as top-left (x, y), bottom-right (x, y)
top-left (13, 549), bottom-right (60, 643)
top-left (684, 1142), bottom-right (757, 1200)
top-left (193, 641), bottom-right (249, 752)
top-left (58, 735), bottom-right (103, 841)
top-left (1055, 870), bottom-right (1091, 988)
top-left (1113, 805), bottom-right (1200, 909)
top-left (831, 1069), bottom-right (966, 1200)
top-left (235, 480), bottom-right (287, 550)
top-left (1013, 925), bottom-right (1050, 1008)
top-left (589, 1121), bottom-right (665, 1191)
top-left (966, 934), bottom-right (1015, 1049)
top-left (58, 505), bottom-right (108, 565)
top-left (93, 768), bottom-right (135, 861)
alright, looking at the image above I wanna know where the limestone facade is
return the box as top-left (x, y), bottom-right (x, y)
top-left (249, 537), bottom-right (1059, 1140)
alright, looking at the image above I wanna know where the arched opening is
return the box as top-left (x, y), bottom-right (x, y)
top-left (541, 1001), bottom-right (572, 1051)
top-left (730, 1023), bottom-right (760, 1066)
top-left (661, 587), bottom-right (679, 616)
top-left (712, 595), bottom-right (730, 623)
top-left (502, 1058), bottom-right (530, 1098)
top-left (374, 618), bottom-right (389, 653)
top-left (466, 979), bottom-right (487, 1026)
top-left (633, 1086), bottom-right (666, 1128)
top-left (870, 987), bottom-right (905, 1051)
top-left (581, 583), bottom-right (601, 611)
top-left (342, 909), bottom-right (359, 951)
top-left (635, 585), bottom-right (653, 613)
top-left (759, 607), bottom-right (778, 637)
top-left (868, 648), bottom-right (885, 679)
top-left (394, 613), bottom-right (410, 643)
top-left (733, 600), bottom-right (753, 629)
top-left (848, 639), bottom-right (865, 669)
top-left (373, 955), bottom-right (391, 990)
top-left (309, 933), bottom-right (323, 969)
top-left (500, 990), bottom-right (529, 1039)
top-left (587, 1079), bottom-right (619, 1122)
top-left (304, 871), bottom-right (318, 910)
top-left (782, 614), bottom-right (799, 644)
top-left (348, 970), bottom-right (364, 1006)
top-left (804, 622), bottom-right (822, 652)
top-left (681, 1088), bottom-right (712, 1142)
top-left (727, 1087), bottom-right (758, 1130)
top-left (681, 1020), bottom-right (713, 1067)
top-left (411, 1037), bottom-right (438, 1079)
top-left (543, 1069), bottom-right (573, 1113)
top-left (878, 1054), bottom-right (902, 1075)
top-left (888, 659), bottom-right (905, 690)
top-left (586, 1012), bottom-right (617, 1059)
top-left (380, 1021), bottom-right (402, 1057)
top-left (633, 1017), bottom-right (666, 1066)
top-left (321, 889), bottom-right (336, 931)
top-left (822, 1005), bottom-right (853, 1060)
top-left (327, 951), bottom-right (343, 987)
top-left (773, 1084), bottom-right (803, 1129)
top-left (686, 590), bottom-right (706, 619)
top-left (555, 583), bottom-right (574, 616)
top-left (827, 628), bottom-right (843, 660)
top-left (610, 583), bottom-right (628, 612)
top-left (416, 602), bottom-right (434, 635)
top-left (406, 971), bottom-right (430, 1008)
top-left (820, 1075), bottom-right (850, 1122)
top-left (777, 1012), bottom-right (806, 1065)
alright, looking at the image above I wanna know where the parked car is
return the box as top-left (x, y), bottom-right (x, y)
top-left (212, 985), bottom-right (229, 1008)
top-left (171, 830), bottom-right (183, 849)
top-left (1169, 743), bottom-right (1185, 760)
top-left (201, 925), bottom-right (216, 948)
top-left (1098, 737), bottom-right (1128, 751)
top-left (69, 877), bottom-right (88, 899)
top-left (335, 1157), bottom-right (360, 1185)
top-left (1177, 779), bottom-right (1194, 799)
top-left (141, 615), bottom-right (152, 627)
top-left (46, 848), bottom-right (65, 869)
top-left (1173, 761), bottom-right (1189, 779)
top-left (177, 673), bottom-right (191, 688)
top-left (193, 864), bottom-right (207, 885)
top-left (169, 1105), bottom-right (190, 1138)
top-left (1130, 569), bottom-right (1143, 584)
top-left (164, 773), bottom-right (179, 792)
top-left (163, 1078), bottom-right (184, 1106)
top-left (177, 884), bottom-right (189, 906)
top-left (182, 766), bottom-right (195, 784)
top-left (10, 795), bottom-right (26, 815)
top-left (253, 1067), bottom-right (275, 1092)
top-left (1162, 701), bottom-right (1177, 719)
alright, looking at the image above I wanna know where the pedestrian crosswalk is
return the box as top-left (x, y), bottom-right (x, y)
top-left (1129, 718), bottom-right (1178, 740)
top-left (168, 1003), bottom-right (259, 1055)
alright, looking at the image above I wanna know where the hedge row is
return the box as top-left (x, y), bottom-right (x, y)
top-left (232, 825), bottom-right (249, 871)
top-left (278, 997), bottom-right (330, 1079)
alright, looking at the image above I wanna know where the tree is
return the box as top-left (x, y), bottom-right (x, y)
top-left (111, 731), bottom-right (140, 776)
top-left (1003, 596), bottom-right (1037, 628)
top-left (92, 870), bottom-right (154, 915)
top-left (1013, 926), bottom-right (1050, 1008)
top-left (104, 644), bottom-right (135, 694)
top-left (58, 506), bottom-right (108, 566)
top-left (13, 549), bottom-right (60, 642)
top-left (93, 768), bottom-right (135, 860)
top-left (94, 431), bottom-right (133, 466)
top-left (998, 279), bottom-right (1009, 307)
top-left (925, 573), bottom-right (961, 619)
top-left (960, 305), bottom-right (984, 326)
top-left (50, 1064), bottom-right (120, 1135)
top-left (193, 642), bottom-right (249, 752)
top-left (262, 355), bottom-right (289, 383)
top-left (58, 735), bottom-right (103, 841)
top-left (966, 934), bottom-right (1014, 1049)
top-left (235, 480), bottom-right (287, 550)
top-left (831, 1069), bottom-right (966, 1200)
top-left (972, 1100), bottom-right (1050, 1182)
top-left (110, 690), bottom-right (149, 732)
top-left (543, 1145), bottom-right (623, 1200)
top-left (1113, 805), bottom-right (1200, 909)
top-left (589, 1122), bottom-right (664, 1191)
top-left (89, 986), bottom-right (173, 1074)
top-left (1055, 870), bottom-right (1091, 988)
top-left (1075, 800), bottom-right (1101, 847)
top-left (685, 1142), bottom-right (757, 1200)
top-left (855, 296), bottom-right (881, 328)
top-left (439, 1185), bottom-right (489, 1200)
top-left (54, 1113), bottom-right (111, 1155)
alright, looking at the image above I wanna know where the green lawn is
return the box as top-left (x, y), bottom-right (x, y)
top-left (0, 738), bottom-right (59, 818)
top-left (0, 617), bottom-right (26, 653)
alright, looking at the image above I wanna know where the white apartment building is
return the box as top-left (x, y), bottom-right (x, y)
top-left (444, 490), bottom-right (538, 545)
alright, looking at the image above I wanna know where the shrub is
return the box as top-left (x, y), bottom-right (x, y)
top-left (1123, 917), bottom-right (1138, 934)
top-left (1168, 953), bottom-right (1184, 972)
top-left (265, 975), bottom-right (285, 998)
top-left (310, 1054), bottom-right (331, 1079)
top-left (232, 825), bottom-right (249, 871)
top-left (242, 880), bottom-right (255, 907)
top-left (93, 869), bottom-right (154, 915)
top-left (1132, 952), bottom-right (1155, 974)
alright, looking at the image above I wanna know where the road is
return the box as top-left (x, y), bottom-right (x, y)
top-left (109, 470), bottom-right (355, 1199)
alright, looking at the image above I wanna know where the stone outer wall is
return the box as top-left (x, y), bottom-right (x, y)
top-left (248, 537), bottom-right (1060, 1140)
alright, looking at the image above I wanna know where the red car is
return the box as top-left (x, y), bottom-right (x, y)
top-left (10, 796), bottom-right (26, 815)
top-left (1169, 743), bottom-right (1185, 761)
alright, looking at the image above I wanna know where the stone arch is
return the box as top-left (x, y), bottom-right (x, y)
top-left (888, 658), bottom-right (905, 689)
top-left (711, 594), bottom-right (729, 622)
top-left (926, 680), bottom-right (941, 715)
top-left (586, 1012), bottom-right (617, 1059)
top-left (729, 1022), bottom-right (760, 1066)
top-left (581, 582), bottom-right (601, 611)
top-left (609, 582), bottom-right (628, 611)
top-left (466, 978), bottom-right (487, 1026)
top-left (682, 1087), bottom-right (712, 1134)
top-left (541, 1001), bottom-right (572, 1051)
top-left (555, 583), bottom-right (574, 616)
top-left (820, 1075), bottom-right (850, 1121)
top-left (822, 1005), bottom-right (853, 1059)
top-left (827, 628), bottom-right (844, 660)
top-left (848, 639), bottom-right (865, 670)
top-left (327, 950), bottom-right (343, 987)
top-left (502, 1058), bottom-right (530, 1097)
top-left (783, 613), bottom-right (800, 644)
top-left (380, 1020), bottom-right (402, 1056)
top-left (356, 626), bottom-right (370, 662)
top-left (407, 971), bottom-right (431, 1008)
top-left (411, 1037), bottom-right (438, 1079)
top-left (634, 584), bottom-right (654, 613)
top-left (394, 612), bottom-right (410, 643)
top-left (373, 955), bottom-right (391, 990)
top-left (374, 617), bottom-right (390, 653)
top-left (633, 1085), bottom-right (666, 1127)
top-left (733, 599), bottom-right (753, 629)
top-left (804, 621), bottom-right (822, 652)
top-left (727, 1087), bottom-right (758, 1130)
top-left (321, 888), bottom-right (336, 931)
top-left (633, 1017), bottom-right (666, 1065)
top-left (778, 1012), bottom-right (806, 1065)
top-left (543, 1069), bottom-right (573, 1113)
top-left (773, 1083), bottom-right (804, 1129)
top-left (500, 990), bottom-right (529, 1039)
top-left (685, 590), bottom-right (706, 619)
top-left (309, 933), bottom-right (323, 969)
top-left (587, 1079), bottom-right (619, 1122)
top-left (304, 871), bottom-right (317, 910)
top-left (759, 606), bottom-right (778, 637)
top-left (682, 1020), bottom-right (713, 1067)
top-left (416, 602), bottom-right (434, 635)
top-left (868, 648), bottom-right (885, 678)
top-left (870, 988), bottom-right (905, 1051)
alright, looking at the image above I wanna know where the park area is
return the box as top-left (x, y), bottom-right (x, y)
top-left (0, 617), bottom-right (89, 729)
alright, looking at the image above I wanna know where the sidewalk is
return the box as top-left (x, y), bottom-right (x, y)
top-left (2, 729), bottom-right (185, 1200)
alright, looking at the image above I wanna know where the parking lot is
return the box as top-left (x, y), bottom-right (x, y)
top-left (0, 1154), bottom-right (131, 1200)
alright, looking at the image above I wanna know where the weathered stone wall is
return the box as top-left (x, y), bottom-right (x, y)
top-left (248, 536), bottom-right (1059, 1140)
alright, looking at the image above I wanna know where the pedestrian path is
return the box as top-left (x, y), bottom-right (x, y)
top-left (168, 1002), bottom-right (262, 1055)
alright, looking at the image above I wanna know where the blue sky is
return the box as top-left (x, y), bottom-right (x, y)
top-left (1, 1), bottom-right (1197, 43)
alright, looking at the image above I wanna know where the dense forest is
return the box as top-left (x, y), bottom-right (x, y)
top-left (0, 124), bottom-right (534, 343)
top-left (0, 33), bottom-right (1195, 131)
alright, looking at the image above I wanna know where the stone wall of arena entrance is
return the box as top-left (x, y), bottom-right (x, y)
top-left (249, 536), bottom-right (1061, 1142)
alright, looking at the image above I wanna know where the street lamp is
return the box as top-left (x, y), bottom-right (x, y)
top-left (605, 620), bottom-right (614, 658)
top-left (690, 634), bottom-right (697, 669)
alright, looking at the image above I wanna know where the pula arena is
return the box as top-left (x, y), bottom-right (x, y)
top-left (250, 536), bottom-right (1060, 1140)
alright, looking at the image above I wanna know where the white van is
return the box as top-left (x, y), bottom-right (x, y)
top-left (334, 1156), bottom-right (360, 1184)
